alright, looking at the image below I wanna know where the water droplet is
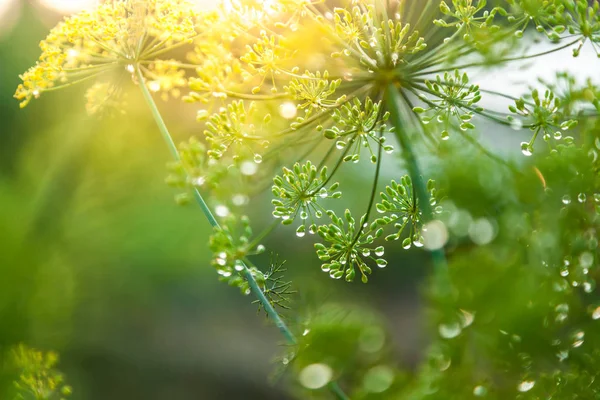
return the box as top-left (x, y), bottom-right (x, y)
top-left (441, 131), bottom-right (450, 141)
top-left (562, 195), bottom-right (571, 205)
top-left (520, 142), bottom-right (533, 156)
top-left (362, 365), bottom-right (395, 393)
top-left (591, 306), bottom-right (600, 320)
top-left (299, 364), bottom-right (333, 389)
top-left (554, 131), bottom-right (562, 140)
top-left (279, 102), bottom-right (298, 119)
top-left (376, 259), bottom-right (387, 268)
top-left (256, 244), bottom-right (266, 253)
top-left (557, 349), bottom-right (569, 361)
top-left (253, 154), bottom-right (263, 164)
top-left (32, 89), bottom-right (40, 98)
top-left (296, 226), bottom-right (306, 237)
top-left (579, 252), bottom-right (594, 268)
top-left (423, 220), bottom-right (449, 250)
top-left (460, 309), bottom-right (475, 328)
top-left (468, 218), bottom-right (495, 246)
top-left (192, 176), bottom-right (206, 186)
top-left (216, 257), bottom-right (226, 266)
top-left (303, 329), bottom-right (311, 336)
top-left (361, 249), bottom-right (371, 257)
top-left (374, 246), bottom-right (384, 256)
top-left (232, 194), bottom-right (249, 206)
top-left (439, 322), bottom-right (462, 339)
top-left (578, 193), bottom-right (587, 203)
top-left (335, 141), bottom-right (346, 149)
top-left (517, 380), bottom-right (535, 392)
top-left (359, 327), bottom-right (385, 353)
top-left (126, 64), bottom-right (135, 73)
top-left (511, 119), bottom-right (524, 130)
top-left (240, 161), bottom-right (258, 176)
top-left (473, 386), bottom-right (488, 397)
top-left (148, 81), bottom-right (161, 92)
top-left (234, 261), bottom-right (244, 271)
top-left (215, 205), bottom-right (230, 217)
top-left (571, 330), bottom-right (585, 348)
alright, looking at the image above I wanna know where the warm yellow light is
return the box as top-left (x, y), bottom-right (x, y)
top-left (0, 0), bottom-right (15, 18)
top-left (37, 0), bottom-right (220, 13)
top-left (0, 0), bottom-right (19, 37)
top-left (37, 0), bottom-right (98, 14)
top-left (191, 0), bottom-right (220, 10)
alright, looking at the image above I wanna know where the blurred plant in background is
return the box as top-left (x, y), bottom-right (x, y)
top-left (7, 344), bottom-right (72, 400)
top-left (5, 0), bottom-right (600, 399)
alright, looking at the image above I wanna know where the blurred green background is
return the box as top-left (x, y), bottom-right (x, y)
top-left (0, 2), bottom-right (428, 398)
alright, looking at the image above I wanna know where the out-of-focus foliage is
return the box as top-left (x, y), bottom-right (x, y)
top-left (8, 344), bottom-right (72, 400)
top-left (5, 0), bottom-right (600, 399)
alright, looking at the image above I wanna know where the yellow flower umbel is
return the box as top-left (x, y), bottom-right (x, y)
top-left (14, 0), bottom-right (217, 112)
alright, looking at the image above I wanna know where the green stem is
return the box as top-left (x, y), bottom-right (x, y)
top-left (328, 382), bottom-right (351, 400)
top-left (385, 83), bottom-right (451, 296)
top-left (136, 66), bottom-right (350, 400)
top-left (136, 66), bottom-right (293, 341)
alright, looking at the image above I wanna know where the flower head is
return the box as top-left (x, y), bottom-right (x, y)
top-left (14, 0), bottom-right (216, 111)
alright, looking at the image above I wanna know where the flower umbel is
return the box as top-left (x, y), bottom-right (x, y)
top-left (315, 209), bottom-right (387, 283)
top-left (14, 0), bottom-right (211, 111)
top-left (272, 161), bottom-right (341, 237)
top-left (11, 344), bottom-right (73, 400)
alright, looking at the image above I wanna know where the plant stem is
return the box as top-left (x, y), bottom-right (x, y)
top-left (136, 67), bottom-right (351, 399)
top-left (385, 83), bottom-right (451, 296)
top-left (328, 382), bottom-right (351, 400)
top-left (136, 66), bottom-right (294, 340)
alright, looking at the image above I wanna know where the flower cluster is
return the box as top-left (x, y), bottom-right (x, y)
top-left (413, 70), bottom-right (481, 141)
top-left (375, 176), bottom-right (440, 248)
top-left (509, 88), bottom-right (578, 155)
top-left (272, 161), bottom-right (341, 236)
top-left (208, 215), bottom-right (267, 293)
top-left (315, 210), bottom-right (387, 283)
top-left (11, 344), bottom-right (73, 400)
top-left (15, 0), bottom-right (215, 111)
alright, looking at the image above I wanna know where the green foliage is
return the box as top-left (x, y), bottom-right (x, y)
top-left (13, 0), bottom-right (600, 399)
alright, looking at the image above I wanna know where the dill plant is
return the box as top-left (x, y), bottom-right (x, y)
top-left (13, 0), bottom-right (600, 398)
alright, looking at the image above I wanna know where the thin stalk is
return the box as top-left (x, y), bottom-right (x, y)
top-left (411, 38), bottom-right (581, 77)
top-left (328, 382), bottom-right (351, 400)
top-left (136, 66), bottom-right (351, 400)
top-left (385, 84), bottom-right (451, 296)
top-left (137, 66), bottom-right (292, 338)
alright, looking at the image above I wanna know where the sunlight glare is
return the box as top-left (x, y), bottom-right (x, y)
top-left (0, 0), bottom-right (19, 36)
top-left (38, 0), bottom-right (98, 14)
